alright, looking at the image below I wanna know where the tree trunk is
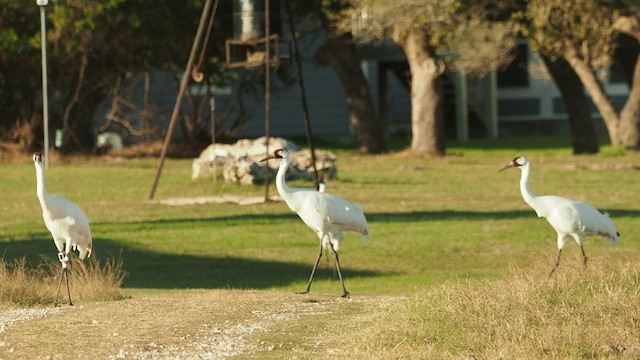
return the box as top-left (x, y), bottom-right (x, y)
top-left (316, 34), bottom-right (387, 154)
top-left (401, 30), bottom-right (444, 156)
top-left (612, 17), bottom-right (640, 149)
top-left (540, 55), bottom-right (599, 154)
top-left (614, 34), bottom-right (640, 85)
top-left (618, 53), bottom-right (640, 149)
top-left (564, 49), bottom-right (621, 144)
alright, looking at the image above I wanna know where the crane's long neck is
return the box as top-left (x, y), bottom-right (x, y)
top-left (34, 162), bottom-right (50, 208)
top-left (275, 157), bottom-right (295, 205)
top-left (519, 163), bottom-right (537, 207)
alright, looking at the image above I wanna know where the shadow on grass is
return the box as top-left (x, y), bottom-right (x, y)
top-left (94, 207), bottom-right (640, 229)
top-left (94, 210), bottom-right (531, 228)
top-left (7, 208), bottom-right (633, 290)
top-left (367, 208), bottom-right (640, 222)
top-left (0, 235), bottom-right (381, 290)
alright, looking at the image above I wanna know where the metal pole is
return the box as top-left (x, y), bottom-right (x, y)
top-left (39, 4), bottom-right (50, 169)
top-left (264, 0), bottom-right (271, 201)
top-left (149, 0), bottom-right (214, 199)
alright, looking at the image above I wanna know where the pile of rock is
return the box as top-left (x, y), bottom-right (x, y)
top-left (192, 137), bottom-right (337, 185)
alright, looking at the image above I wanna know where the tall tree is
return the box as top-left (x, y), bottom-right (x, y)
top-left (0, 0), bottom-right (210, 152)
top-left (290, 0), bottom-right (387, 154)
top-left (540, 55), bottom-right (599, 154)
top-left (522, 0), bottom-right (640, 149)
top-left (612, 13), bottom-right (640, 148)
top-left (347, 0), bottom-right (517, 155)
top-left (0, 1), bottom-right (49, 148)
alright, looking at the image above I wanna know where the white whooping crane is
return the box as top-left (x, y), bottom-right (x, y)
top-left (33, 152), bottom-right (93, 306)
top-left (499, 156), bottom-right (619, 276)
top-left (261, 149), bottom-right (369, 298)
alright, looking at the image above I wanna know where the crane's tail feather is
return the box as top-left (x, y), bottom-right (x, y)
top-left (78, 244), bottom-right (92, 260)
top-left (360, 228), bottom-right (370, 242)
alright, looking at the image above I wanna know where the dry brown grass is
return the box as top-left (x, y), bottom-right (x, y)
top-left (0, 257), bottom-right (127, 308)
top-left (333, 260), bottom-right (640, 359)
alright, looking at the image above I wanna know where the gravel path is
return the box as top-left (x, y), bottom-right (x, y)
top-left (112, 299), bottom-right (334, 359)
top-left (0, 292), bottom-right (392, 359)
top-left (0, 307), bottom-right (62, 335)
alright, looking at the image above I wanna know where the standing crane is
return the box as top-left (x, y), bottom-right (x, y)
top-left (499, 156), bottom-right (619, 276)
top-left (33, 152), bottom-right (93, 306)
top-left (261, 149), bottom-right (369, 298)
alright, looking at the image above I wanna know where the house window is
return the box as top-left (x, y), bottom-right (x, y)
top-left (498, 43), bottom-right (529, 88)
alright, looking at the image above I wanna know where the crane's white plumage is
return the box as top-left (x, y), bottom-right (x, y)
top-left (500, 156), bottom-right (619, 275)
top-left (261, 149), bottom-right (369, 298)
top-left (33, 152), bottom-right (92, 306)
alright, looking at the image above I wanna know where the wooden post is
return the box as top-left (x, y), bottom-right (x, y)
top-left (149, 0), bottom-right (214, 199)
top-left (455, 71), bottom-right (469, 141)
top-left (486, 70), bottom-right (499, 139)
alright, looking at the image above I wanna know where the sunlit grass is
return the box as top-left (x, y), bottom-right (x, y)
top-left (329, 260), bottom-right (640, 359)
top-left (1, 135), bottom-right (640, 355)
top-left (2, 136), bottom-right (639, 297)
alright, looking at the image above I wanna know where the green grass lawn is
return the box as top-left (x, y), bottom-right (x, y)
top-left (1, 136), bottom-right (639, 294)
top-left (1, 135), bottom-right (640, 358)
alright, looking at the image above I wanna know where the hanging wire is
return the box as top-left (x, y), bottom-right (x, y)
top-left (284, 0), bottom-right (319, 186)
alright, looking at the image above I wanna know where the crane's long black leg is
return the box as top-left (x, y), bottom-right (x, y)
top-left (328, 246), bottom-right (350, 298)
top-left (549, 249), bottom-right (562, 277)
top-left (580, 244), bottom-right (587, 270)
top-left (65, 267), bottom-right (74, 306)
top-left (297, 241), bottom-right (324, 295)
top-left (54, 266), bottom-right (65, 307)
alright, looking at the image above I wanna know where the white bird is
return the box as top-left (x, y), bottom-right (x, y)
top-left (261, 149), bottom-right (370, 298)
top-left (33, 152), bottom-right (93, 306)
top-left (499, 156), bottom-right (619, 276)
top-left (316, 176), bottom-right (326, 193)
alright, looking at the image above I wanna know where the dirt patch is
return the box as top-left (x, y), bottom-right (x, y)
top-left (565, 162), bottom-right (640, 171)
top-left (159, 195), bottom-right (282, 206)
top-left (0, 290), bottom-right (401, 359)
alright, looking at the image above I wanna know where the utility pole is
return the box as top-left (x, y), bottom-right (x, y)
top-left (37, 0), bottom-right (50, 169)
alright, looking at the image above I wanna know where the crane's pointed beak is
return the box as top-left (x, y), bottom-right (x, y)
top-left (498, 161), bottom-right (515, 172)
top-left (259, 154), bottom-right (275, 162)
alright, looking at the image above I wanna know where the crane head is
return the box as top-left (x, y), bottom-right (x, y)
top-left (498, 156), bottom-right (528, 172)
top-left (259, 148), bottom-right (286, 162)
top-left (33, 152), bottom-right (43, 164)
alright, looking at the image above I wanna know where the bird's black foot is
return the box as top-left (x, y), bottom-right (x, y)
top-left (341, 292), bottom-right (351, 299)
top-left (296, 290), bottom-right (310, 295)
